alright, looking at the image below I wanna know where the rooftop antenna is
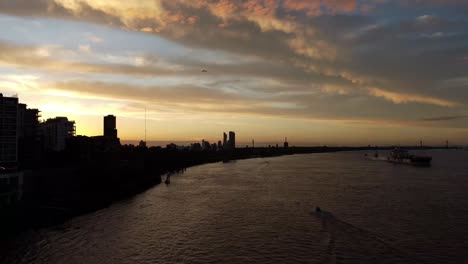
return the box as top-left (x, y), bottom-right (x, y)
top-left (145, 107), bottom-right (147, 143)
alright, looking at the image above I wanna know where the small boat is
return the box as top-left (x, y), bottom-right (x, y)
top-left (387, 148), bottom-right (432, 166)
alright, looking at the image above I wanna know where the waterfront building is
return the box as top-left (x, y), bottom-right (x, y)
top-left (166, 143), bottom-right (177, 150)
top-left (228, 131), bottom-right (236, 149)
top-left (18, 104), bottom-right (41, 164)
top-left (138, 140), bottom-right (147, 148)
top-left (0, 95), bottom-right (38, 206)
top-left (91, 115), bottom-right (121, 152)
top-left (40, 117), bottom-right (76, 152)
top-left (223, 132), bottom-right (227, 149)
top-left (104, 115), bottom-right (117, 138)
top-left (0, 94), bottom-right (18, 167)
top-left (201, 139), bottom-right (211, 150)
top-left (284, 137), bottom-right (289, 148)
top-left (191, 143), bottom-right (202, 151)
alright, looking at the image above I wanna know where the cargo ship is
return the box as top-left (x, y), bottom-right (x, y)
top-left (387, 149), bottom-right (432, 166)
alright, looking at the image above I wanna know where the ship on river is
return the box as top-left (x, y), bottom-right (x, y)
top-left (387, 149), bottom-right (432, 166)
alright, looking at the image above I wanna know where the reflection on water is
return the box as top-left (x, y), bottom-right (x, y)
top-left (2, 150), bottom-right (468, 263)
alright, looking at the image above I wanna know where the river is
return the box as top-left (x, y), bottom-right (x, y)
top-left (2, 150), bottom-right (468, 263)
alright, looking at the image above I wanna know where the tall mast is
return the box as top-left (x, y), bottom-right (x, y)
top-left (145, 107), bottom-right (147, 143)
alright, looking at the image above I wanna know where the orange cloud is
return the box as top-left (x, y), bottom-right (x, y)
top-left (283, 0), bottom-right (321, 16)
top-left (282, 0), bottom-right (363, 16)
top-left (210, 0), bottom-right (239, 19)
top-left (368, 88), bottom-right (460, 107)
top-left (242, 0), bottom-right (279, 18)
top-left (322, 0), bottom-right (358, 13)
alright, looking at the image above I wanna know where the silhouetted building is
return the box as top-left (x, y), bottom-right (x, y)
top-left (166, 143), bottom-right (177, 150)
top-left (0, 94), bottom-right (25, 206)
top-left (228, 131), bottom-right (236, 149)
top-left (223, 132), bottom-right (227, 149)
top-left (104, 115), bottom-right (117, 138)
top-left (18, 104), bottom-right (41, 164)
top-left (218, 140), bottom-right (222, 149)
top-left (91, 115), bottom-right (120, 152)
top-left (284, 137), bottom-right (289, 148)
top-left (190, 142), bottom-right (202, 151)
top-left (40, 117), bottom-right (76, 152)
top-left (0, 94), bottom-right (18, 167)
top-left (201, 139), bottom-right (211, 150)
top-left (138, 140), bottom-right (147, 148)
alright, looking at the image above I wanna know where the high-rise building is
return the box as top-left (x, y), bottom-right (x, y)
top-left (18, 104), bottom-right (41, 163)
top-left (104, 115), bottom-right (117, 138)
top-left (0, 94), bottom-right (18, 167)
top-left (40, 117), bottom-right (76, 152)
top-left (90, 115), bottom-right (120, 152)
top-left (284, 137), bottom-right (289, 148)
top-left (0, 94), bottom-right (23, 207)
top-left (18, 104), bottom-right (40, 138)
top-left (228, 131), bottom-right (236, 149)
top-left (223, 132), bottom-right (227, 148)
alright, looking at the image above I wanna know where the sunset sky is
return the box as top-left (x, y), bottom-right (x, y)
top-left (1, 0), bottom-right (467, 146)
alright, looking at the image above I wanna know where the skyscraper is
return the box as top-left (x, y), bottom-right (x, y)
top-left (223, 132), bottom-right (227, 149)
top-left (18, 104), bottom-right (41, 163)
top-left (0, 94), bottom-right (18, 166)
top-left (104, 115), bottom-right (117, 138)
top-left (228, 131), bottom-right (236, 149)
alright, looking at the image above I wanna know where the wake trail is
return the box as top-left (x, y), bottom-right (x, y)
top-left (313, 211), bottom-right (423, 264)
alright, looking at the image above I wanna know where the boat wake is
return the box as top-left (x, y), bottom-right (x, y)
top-left (312, 210), bottom-right (421, 263)
top-left (368, 156), bottom-right (387, 161)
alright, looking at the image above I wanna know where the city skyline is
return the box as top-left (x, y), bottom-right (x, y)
top-left (1, 1), bottom-right (468, 145)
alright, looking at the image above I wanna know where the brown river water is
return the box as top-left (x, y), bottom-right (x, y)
top-left (2, 150), bottom-right (468, 263)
